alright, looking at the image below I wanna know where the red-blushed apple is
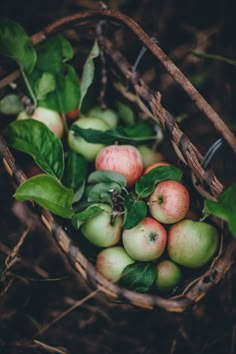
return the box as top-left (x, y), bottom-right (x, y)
top-left (87, 106), bottom-right (118, 129)
top-left (95, 145), bottom-right (143, 187)
top-left (144, 161), bottom-right (171, 175)
top-left (138, 145), bottom-right (164, 169)
top-left (156, 260), bottom-right (182, 292)
top-left (148, 180), bottom-right (189, 224)
top-left (17, 107), bottom-right (64, 137)
top-left (122, 217), bottom-right (167, 261)
top-left (81, 203), bottom-right (122, 248)
top-left (96, 246), bottom-right (135, 283)
top-left (68, 116), bottom-right (110, 161)
top-left (168, 219), bottom-right (219, 268)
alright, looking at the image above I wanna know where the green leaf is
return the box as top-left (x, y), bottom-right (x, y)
top-left (87, 182), bottom-right (122, 204)
top-left (0, 18), bottom-right (36, 73)
top-left (73, 180), bottom-right (86, 204)
top-left (0, 94), bottom-right (24, 115)
top-left (71, 125), bottom-right (156, 145)
top-left (122, 121), bottom-right (154, 138)
top-left (204, 183), bottom-right (236, 235)
top-left (115, 100), bottom-right (135, 126)
top-left (88, 170), bottom-right (127, 188)
top-left (79, 40), bottom-right (100, 109)
top-left (14, 175), bottom-right (73, 218)
top-left (63, 151), bottom-right (87, 190)
top-left (4, 119), bottom-right (64, 180)
top-left (34, 72), bottom-right (56, 100)
top-left (72, 205), bottom-right (103, 230)
top-left (120, 262), bottom-right (157, 292)
top-left (135, 165), bottom-right (183, 198)
top-left (122, 193), bottom-right (147, 229)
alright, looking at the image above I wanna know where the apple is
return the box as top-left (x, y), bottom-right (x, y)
top-left (96, 246), bottom-right (135, 283)
top-left (144, 161), bottom-right (171, 175)
top-left (95, 144), bottom-right (143, 187)
top-left (81, 203), bottom-right (123, 248)
top-left (138, 145), bottom-right (164, 169)
top-left (156, 260), bottom-right (182, 292)
top-left (87, 106), bottom-right (118, 129)
top-left (66, 106), bottom-right (79, 121)
top-left (148, 180), bottom-right (189, 224)
top-left (168, 219), bottom-right (219, 268)
top-left (122, 217), bottom-right (167, 261)
top-left (68, 116), bottom-right (110, 161)
top-left (17, 107), bottom-right (64, 137)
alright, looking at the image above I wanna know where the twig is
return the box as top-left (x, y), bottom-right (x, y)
top-left (34, 289), bottom-right (99, 338)
top-left (33, 340), bottom-right (68, 354)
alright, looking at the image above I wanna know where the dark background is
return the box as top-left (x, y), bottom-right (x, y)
top-left (1, 1), bottom-right (236, 353)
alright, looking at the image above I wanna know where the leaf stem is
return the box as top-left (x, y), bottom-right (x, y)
top-left (20, 66), bottom-right (37, 108)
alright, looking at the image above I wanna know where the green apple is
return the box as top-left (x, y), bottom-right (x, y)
top-left (138, 145), bottom-right (164, 169)
top-left (68, 116), bottom-right (110, 160)
top-left (81, 203), bottom-right (122, 247)
top-left (96, 246), bottom-right (135, 282)
top-left (168, 219), bottom-right (219, 268)
top-left (87, 106), bottom-right (118, 129)
top-left (156, 260), bottom-right (182, 292)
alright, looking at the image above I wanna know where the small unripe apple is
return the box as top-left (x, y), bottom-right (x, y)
top-left (138, 145), bottom-right (164, 169)
top-left (96, 246), bottom-right (135, 282)
top-left (95, 144), bottom-right (143, 187)
top-left (156, 260), bottom-right (182, 292)
top-left (87, 106), bottom-right (118, 129)
top-left (81, 203), bottom-right (122, 248)
top-left (149, 180), bottom-right (190, 224)
top-left (17, 107), bottom-right (64, 137)
top-left (68, 116), bottom-right (110, 161)
top-left (168, 219), bottom-right (219, 268)
top-left (122, 217), bottom-right (167, 261)
top-left (144, 161), bottom-right (171, 175)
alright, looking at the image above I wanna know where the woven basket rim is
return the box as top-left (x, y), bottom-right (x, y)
top-left (1, 9), bottom-right (236, 312)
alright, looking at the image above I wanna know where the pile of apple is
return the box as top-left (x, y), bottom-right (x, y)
top-left (19, 105), bottom-right (219, 294)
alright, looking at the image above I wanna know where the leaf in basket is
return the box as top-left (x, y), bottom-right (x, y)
top-left (0, 18), bottom-right (36, 73)
top-left (4, 119), bottom-right (64, 180)
top-left (79, 40), bottom-right (100, 110)
top-left (63, 151), bottom-right (87, 190)
top-left (135, 165), bottom-right (183, 198)
top-left (122, 193), bottom-right (147, 229)
top-left (115, 100), bottom-right (135, 126)
top-left (122, 121), bottom-right (155, 138)
top-left (34, 72), bottom-right (56, 101)
top-left (0, 94), bottom-right (24, 115)
top-left (87, 182), bottom-right (122, 205)
top-left (71, 126), bottom-right (157, 145)
top-left (72, 205), bottom-right (104, 230)
top-left (14, 174), bottom-right (74, 219)
top-left (204, 183), bottom-right (236, 235)
top-left (120, 262), bottom-right (157, 292)
top-left (88, 170), bottom-right (127, 188)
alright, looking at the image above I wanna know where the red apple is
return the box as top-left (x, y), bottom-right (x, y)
top-left (148, 180), bottom-right (189, 224)
top-left (144, 161), bottom-right (171, 175)
top-left (168, 219), bottom-right (219, 268)
top-left (96, 246), bottom-right (135, 283)
top-left (95, 145), bottom-right (143, 187)
top-left (122, 217), bottom-right (167, 261)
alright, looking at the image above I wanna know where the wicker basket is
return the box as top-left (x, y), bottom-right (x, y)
top-left (1, 9), bottom-right (236, 312)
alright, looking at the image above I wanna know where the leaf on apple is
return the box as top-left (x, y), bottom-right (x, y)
top-left (120, 262), bottom-right (157, 292)
top-left (204, 183), bottom-right (236, 235)
top-left (135, 165), bottom-right (183, 198)
top-left (115, 100), bottom-right (135, 126)
top-left (72, 205), bottom-right (104, 230)
top-left (14, 175), bottom-right (74, 218)
top-left (122, 193), bottom-right (147, 229)
top-left (71, 125), bottom-right (157, 145)
top-left (4, 119), bottom-right (64, 180)
top-left (0, 94), bottom-right (24, 115)
top-left (63, 151), bottom-right (87, 190)
top-left (79, 40), bottom-right (100, 110)
top-left (0, 18), bottom-right (37, 73)
top-left (87, 182), bottom-right (122, 205)
top-left (88, 170), bottom-right (127, 188)
top-left (34, 72), bottom-right (56, 100)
